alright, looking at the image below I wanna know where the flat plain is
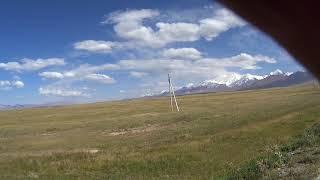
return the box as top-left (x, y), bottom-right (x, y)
top-left (0, 84), bottom-right (319, 179)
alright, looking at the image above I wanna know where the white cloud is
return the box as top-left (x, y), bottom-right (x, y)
top-left (38, 64), bottom-right (117, 96)
top-left (105, 52), bottom-right (277, 95)
top-left (39, 87), bottom-right (87, 97)
top-left (162, 48), bottom-right (202, 60)
top-left (105, 9), bottom-right (160, 24)
top-left (39, 70), bottom-right (116, 84)
top-left (118, 53), bottom-right (276, 74)
top-left (254, 55), bottom-right (277, 64)
top-left (78, 49), bottom-right (278, 98)
top-left (199, 8), bottom-right (245, 40)
top-left (65, 64), bottom-right (119, 77)
top-left (201, 53), bottom-right (277, 70)
top-left (12, 81), bottom-right (24, 88)
top-left (103, 9), bottom-right (161, 48)
top-left (129, 71), bottom-right (148, 78)
top-left (37, 52), bottom-right (275, 98)
top-left (39, 72), bottom-right (64, 79)
top-left (155, 22), bottom-right (201, 45)
top-left (0, 80), bottom-right (24, 90)
top-left (0, 81), bottom-right (11, 89)
top-left (94, 8), bottom-right (245, 50)
top-left (84, 73), bottom-right (115, 84)
top-left (74, 40), bottom-right (119, 53)
top-left (0, 58), bottom-right (65, 72)
top-left (39, 63), bottom-right (118, 81)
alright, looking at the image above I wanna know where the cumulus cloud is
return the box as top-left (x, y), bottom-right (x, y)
top-left (85, 52), bottom-right (274, 95)
top-left (0, 58), bottom-right (65, 72)
top-left (0, 81), bottom-right (11, 87)
top-left (74, 40), bottom-right (119, 53)
top-left (102, 8), bottom-right (245, 48)
top-left (129, 71), bottom-right (148, 78)
top-left (39, 63), bottom-right (118, 79)
top-left (12, 81), bottom-right (25, 88)
top-left (0, 80), bottom-right (24, 90)
top-left (63, 52), bottom-right (273, 84)
top-left (39, 72), bottom-right (64, 79)
top-left (200, 53), bottom-right (277, 70)
top-left (155, 22), bottom-right (201, 45)
top-left (105, 9), bottom-right (160, 24)
top-left (162, 48), bottom-right (202, 60)
top-left (199, 8), bottom-right (245, 40)
top-left (40, 70), bottom-right (116, 84)
top-left (74, 8), bottom-right (245, 52)
top-left (64, 64), bottom-right (119, 78)
top-left (39, 87), bottom-right (87, 97)
top-left (37, 52), bottom-right (275, 97)
top-left (118, 53), bottom-right (276, 73)
top-left (84, 73), bottom-right (115, 84)
top-left (38, 64), bottom-right (117, 96)
top-left (106, 9), bottom-right (160, 44)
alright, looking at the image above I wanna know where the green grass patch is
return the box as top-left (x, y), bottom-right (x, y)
top-left (223, 123), bottom-right (320, 179)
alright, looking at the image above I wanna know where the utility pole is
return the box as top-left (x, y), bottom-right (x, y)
top-left (314, 79), bottom-right (320, 89)
top-left (168, 74), bottom-right (180, 112)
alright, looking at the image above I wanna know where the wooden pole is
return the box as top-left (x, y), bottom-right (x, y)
top-left (168, 73), bottom-right (180, 112)
top-left (168, 74), bottom-right (174, 112)
top-left (171, 83), bottom-right (180, 112)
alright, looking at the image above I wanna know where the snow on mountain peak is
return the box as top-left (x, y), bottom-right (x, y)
top-left (200, 80), bottom-right (220, 86)
top-left (204, 73), bottom-right (242, 86)
top-left (242, 74), bottom-right (264, 80)
top-left (229, 73), bottom-right (264, 87)
top-left (270, 69), bottom-right (284, 75)
top-left (200, 73), bottom-right (265, 88)
top-left (285, 72), bottom-right (293, 76)
top-left (163, 70), bottom-right (296, 94)
top-left (185, 83), bottom-right (194, 88)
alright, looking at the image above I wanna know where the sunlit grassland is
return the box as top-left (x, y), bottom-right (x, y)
top-left (0, 84), bottom-right (319, 179)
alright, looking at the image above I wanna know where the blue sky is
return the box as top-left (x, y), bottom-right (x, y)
top-left (0, 0), bottom-right (304, 105)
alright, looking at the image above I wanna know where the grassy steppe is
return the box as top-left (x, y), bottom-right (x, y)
top-left (0, 85), bottom-right (319, 179)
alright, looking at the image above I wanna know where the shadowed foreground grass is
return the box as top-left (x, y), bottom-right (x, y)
top-left (0, 85), bottom-right (319, 179)
top-left (224, 122), bottom-right (320, 179)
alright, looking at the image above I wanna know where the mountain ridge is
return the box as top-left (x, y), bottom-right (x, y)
top-left (160, 70), bottom-right (317, 96)
top-left (1, 70), bottom-right (318, 110)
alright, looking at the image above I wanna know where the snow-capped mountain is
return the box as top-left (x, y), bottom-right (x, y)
top-left (270, 69), bottom-right (284, 75)
top-left (160, 70), bottom-right (315, 96)
top-left (246, 71), bottom-right (314, 89)
top-left (229, 74), bottom-right (265, 88)
top-left (161, 80), bottom-right (229, 96)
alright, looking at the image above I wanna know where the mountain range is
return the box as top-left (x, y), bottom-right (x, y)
top-left (1, 70), bottom-right (317, 110)
top-left (0, 102), bottom-right (73, 111)
top-left (161, 70), bottom-right (317, 96)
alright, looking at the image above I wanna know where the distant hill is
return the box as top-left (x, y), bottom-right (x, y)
top-left (0, 104), bottom-right (27, 110)
top-left (0, 102), bottom-right (72, 111)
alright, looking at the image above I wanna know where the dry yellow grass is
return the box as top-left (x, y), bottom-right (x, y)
top-left (0, 85), bottom-right (319, 179)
